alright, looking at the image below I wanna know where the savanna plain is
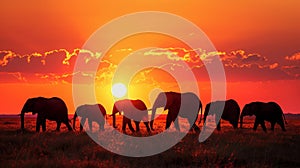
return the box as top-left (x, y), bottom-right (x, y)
top-left (0, 115), bottom-right (299, 167)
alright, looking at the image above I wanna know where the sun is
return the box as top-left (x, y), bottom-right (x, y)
top-left (111, 83), bottom-right (127, 98)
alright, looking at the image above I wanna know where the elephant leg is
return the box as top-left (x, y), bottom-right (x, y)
top-left (165, 113), bottom-right (173, 130)
top-left (127, 120), bottom-right (135, 133)
top-left (203, 119), bottom-right (207, 127)
top-left (277, 119), bottom-right (286, 131)
top-left (122, 116), bottom-right (135, 133)
top-left (217, 122), bottom-right (221, 131)
top-left (80, 117), bottom-right (86, 131)
top-left (134, 121), bottom-right (140, 132)
top-left (99, 122), bottom-right (104, 131)
top-left (215, 115), bottom-right (221, 131)
top-left (253, 118), bottom-right (259, 131)
top-left (36, 119), bottom-right (41, 132)
top-left (188, 118), bottom-right (199, 132)
top-left (56, 122), bottom-right (61, 131)
top-left (88, 120), bottom-right (93, 132)
top-left (122, 116), bottom-right (127, 132)
top-left (80, 123), bottom-right (83, 131)
top-left (174, 118), bottom-right (180, 131)
top-left (260, 120), bottom-right (267, 133)
top-left (270, 122), bottom-right (275, 131)
top-left (202, 115), bottom-right (208, 131)
top-left (229, 120), bottom-right (236, 129)
top-left (192, 123), bottom-right (200, 132)
top-left (233, 120), bottom-right (238, 129)
top-left (66, 122), bottom-right (73, 131)
top-left (42, 119), bottom-right (46, 132)
top-left (143, 121), bottom-right (151, 132)
top-left (63, 119), bottom-right (73, 131)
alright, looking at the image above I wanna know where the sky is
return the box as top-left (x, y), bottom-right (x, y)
top-left (0, 1), bottom-right (299, 114)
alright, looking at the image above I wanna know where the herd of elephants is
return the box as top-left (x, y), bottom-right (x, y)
top-left (19, 91), bottom-right (287, 133)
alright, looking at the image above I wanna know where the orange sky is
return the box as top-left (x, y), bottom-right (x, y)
top-left (0, 1), bottom-right (299, 114)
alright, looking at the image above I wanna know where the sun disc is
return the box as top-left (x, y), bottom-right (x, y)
top-left (112, 83), bottom-right (127, 98)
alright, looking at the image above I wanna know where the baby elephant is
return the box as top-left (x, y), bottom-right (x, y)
top-left (112, 99), bottom-right (152, 133)
top-left (203, 99), bottom-right (240, 131)
top-left (73, 104), bottom-right (107, 131)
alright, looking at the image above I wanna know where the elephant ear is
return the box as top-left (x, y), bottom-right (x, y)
top-left (164, 93), bottom-right (175, 110)
top-left (168, 93), bottom-right (181, 110)
top-left (250, 103), bottom-right (260, 115)
top-left (32, 98), bottom-right (46, 115)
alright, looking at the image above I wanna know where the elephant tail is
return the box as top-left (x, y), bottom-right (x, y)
top-left (282, 113), bottom-right (288, 125)
top-left (68, 118), bottom-right (73, 126)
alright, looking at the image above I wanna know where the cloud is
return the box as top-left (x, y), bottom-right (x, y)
top-left (281, 66), bottom-right (300, 78)
top-left (0, 48), bottom-right (106, 73)
top-left (0, 48), bottom-right (115, 84)
top-left (145, 48), bottom-right (299, 81)
top-left (241, 54), bottom-right (267, 62)
top-left (0, 48), bottom-right (299, 84)
top-left (144, 48), bottom-right (224, 64)
top-left (285, 52), bottom-right (300, 61)
top-left (0, 72), bottom-right (27, 83)
top-left (219, 50), bottom-right (269, 68)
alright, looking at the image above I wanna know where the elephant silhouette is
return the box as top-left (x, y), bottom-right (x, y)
top-left (150, 92), bottom-right (202, 132)
top-left (203, 99), bottom-right (240, 131)
top-left (73, 104), bottom-right (107, 131)
top-left (112, 99), bottom-right (152, 133)
top-left (20, 97), bottom-right (72, 132)
top-left (240, 101), bottom-right (287, 132)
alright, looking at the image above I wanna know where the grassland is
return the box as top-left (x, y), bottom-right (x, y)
top-left (0, 115), bottom-right (299, 167)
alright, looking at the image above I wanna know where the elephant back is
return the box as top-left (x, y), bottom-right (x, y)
top-left (115, 99), bottom-right (148, 121)
top-left (268, 102), bottom-right (283, 113)
top-left (97, 104), bottom-right (107, 116)
top-left (45, 97), bottom-right (68, 121)
top-left (89, 104), bottom-right (106, 119)
top-left (179, 92), bottom-right (201, 118)
top-left (222, 99), bottom-right (240, 120)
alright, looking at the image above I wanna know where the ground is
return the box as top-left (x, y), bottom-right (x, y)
top-left (0, 115), bottom-right (299, 167)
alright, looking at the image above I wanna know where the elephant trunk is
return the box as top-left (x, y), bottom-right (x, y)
top-left (73, 113), bottom-right (77, 130)
top-left (112, 113), bottom-right (117, 128)
top-left (150, 105), bottom-right (158, 130)
top-left (203, 114), bottom-right (208, 126)
top-left (112, 105), bottom-right (118, 128)
top-left (20, 104), bottom-right (28, 130)
top-left (150, 103), bottom-right (160, 130)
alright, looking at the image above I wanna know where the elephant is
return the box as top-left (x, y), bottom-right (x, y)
top-left (20, 97), bottom-right (72, 132)
top-left (73, 104), bottom-right (107, 131)
top-left (240, 101), bottom-right (287, 132)
top-left (150, 92), bottom-right (202, 132)
top-left (202, 99), bottom-right (240, 131)
top-left (112, 99), bottom-right (152, 133)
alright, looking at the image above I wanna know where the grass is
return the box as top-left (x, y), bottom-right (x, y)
top-left (0, 115), bottom-right (299, 167)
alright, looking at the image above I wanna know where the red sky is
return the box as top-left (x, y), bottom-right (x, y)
top-left (0, 1), bottom-right (299, 114)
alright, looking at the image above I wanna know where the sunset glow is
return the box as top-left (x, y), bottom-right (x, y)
top-left (0, 1), bottom-right (299, 115)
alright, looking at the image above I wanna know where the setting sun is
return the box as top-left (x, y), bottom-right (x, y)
top-left (112, 83), bottom-right (127, 98)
